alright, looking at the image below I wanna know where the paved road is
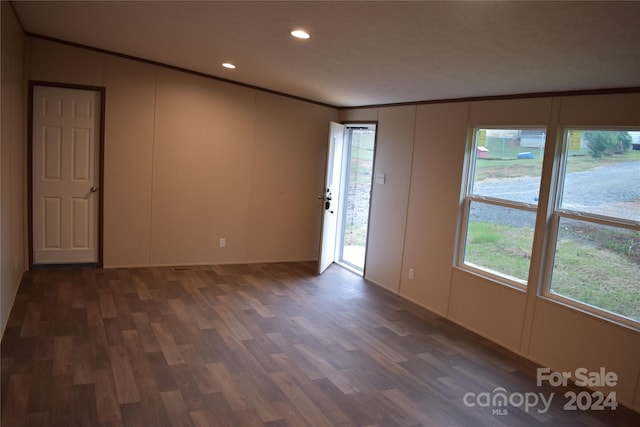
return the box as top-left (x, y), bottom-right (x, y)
top-left (472, 161), bottom-right (640, 226)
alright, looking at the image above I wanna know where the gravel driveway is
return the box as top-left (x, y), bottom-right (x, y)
top-left (472, 161), bottom-right (640, 226)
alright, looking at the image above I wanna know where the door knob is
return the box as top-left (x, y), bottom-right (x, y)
top-left (90, 186), bottom-right (98, 193)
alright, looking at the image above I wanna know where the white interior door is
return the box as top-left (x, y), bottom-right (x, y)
top-left (318, 121), bottom-right (344, 274)
top-left (32, 85), bottom-right (101, 265)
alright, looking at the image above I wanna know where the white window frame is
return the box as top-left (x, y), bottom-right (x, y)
top-left (541, 127), bottom-right (640, 328)
top-left (457, 126), bottom-right (547, 289)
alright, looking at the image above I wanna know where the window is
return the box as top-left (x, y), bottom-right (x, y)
top-left (459, 128), bottom-right (547, 286)
top-left (546, 129), bottom-right (640, 324)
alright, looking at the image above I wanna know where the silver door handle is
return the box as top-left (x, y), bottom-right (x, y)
top-left (90, 186), bottom-right (98, 193)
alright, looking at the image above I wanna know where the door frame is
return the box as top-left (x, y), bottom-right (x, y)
top-left (337, 122), bottom-right (378, 275)
top-left (28, 81), bottom-right (106, 268)
top-left (318, 120), bottom-right (378, 276)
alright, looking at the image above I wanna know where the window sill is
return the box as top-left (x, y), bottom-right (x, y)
top-left (539, 292), bottom-right (640, 334)
top-left (453, 264), bottom-right (528, 294)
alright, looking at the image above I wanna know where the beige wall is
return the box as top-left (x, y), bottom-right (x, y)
top-left (102, 57), bottom-right (156, 266)
top-left (361, 106), bottom-right (415, 291)
top-left (1, 2), bottom-right (27, 335)
top-left (27, 37), bottom-right (337, 268)
top-left (341, 92), bottom-right (640, 412)
top-left (400, 102), bottom-right (468, 316)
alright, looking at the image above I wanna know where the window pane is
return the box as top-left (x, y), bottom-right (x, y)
top-left (550, 217), bottom-right (640, 322)
top-left (464, 201), bottom-right (537, 283)
top-left (561, 129), bottom-right (640, 222)
top-left (472, 128), bottom-right (546, 204)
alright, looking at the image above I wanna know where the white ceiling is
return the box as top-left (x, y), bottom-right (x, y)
top-left (12, 1), bottom-right (640, 108)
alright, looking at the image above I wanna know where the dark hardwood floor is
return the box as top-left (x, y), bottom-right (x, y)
top-left (1, 262), bottom-right (638, 426)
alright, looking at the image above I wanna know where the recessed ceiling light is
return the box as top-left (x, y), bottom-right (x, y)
top-left (291, 30), bottom-right (310, 39)
top-left (222, 63), bottom-right (236, 69)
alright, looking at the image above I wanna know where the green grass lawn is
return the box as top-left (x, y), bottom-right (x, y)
top-left (465, 221), bottom-right (640, 322)
top-left (550, 238), bottom-right (640, 321)
top-left (465, 222), bottom-right (534, 282)
top-left (566, 150), bottom-right (640, 173)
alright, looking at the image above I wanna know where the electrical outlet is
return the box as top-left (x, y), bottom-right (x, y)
top-left (408, 268), bottom-right (414, 280)
top-left (219, 238), bottom-right (226, 248)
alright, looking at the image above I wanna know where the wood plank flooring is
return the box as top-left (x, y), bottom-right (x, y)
top-left (2, 262), bottom-right (639, 426)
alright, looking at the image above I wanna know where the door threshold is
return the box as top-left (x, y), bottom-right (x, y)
top-left (336, 261), bottom-right (363, 276)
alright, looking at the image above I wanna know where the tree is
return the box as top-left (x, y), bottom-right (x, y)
top-left (615, 131), bottom-right (632, 153)
top-left (585, 131), bottom-right (632, 158)
top-left (585, 131), bottom-right (614, 158)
